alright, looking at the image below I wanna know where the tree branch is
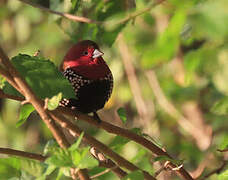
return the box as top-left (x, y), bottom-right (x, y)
top-left (57, 107), bottom-right (193, 180)
top-left (0, 92), bottom-right (127, 179)
top-left (0, 46), bottom-right (70, 149)
top-left (17, 0), bottom-right (165, 26)
top-left (18, 0), bottom-right (101, 24)
top-left (198, 160), bottom-right (227, 180)
top-left (0, 87), bottom-right (193, 180)
top-left (0, 89), bottom-right (24, 101)
top-left (49, 111), bottom-right (156, 180)
top-left (113, 0), bottom-right (166, 25)
top-left (0, 147), bottom-right (46, 161)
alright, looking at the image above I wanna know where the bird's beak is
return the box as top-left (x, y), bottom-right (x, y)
top-left (92, 49), bottom-right (104, 58)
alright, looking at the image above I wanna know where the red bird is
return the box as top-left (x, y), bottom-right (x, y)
top-left (60, 40), bottom-right (113, 119)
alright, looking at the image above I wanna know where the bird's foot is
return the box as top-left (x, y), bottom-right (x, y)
top-left (93, 112), bottom-right (102, 124)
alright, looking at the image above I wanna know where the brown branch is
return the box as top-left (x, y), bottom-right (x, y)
top-left (90, 168), bottom-right (111, 179)
top-left (0, 45), bottom-right (86, 178)
top-left (90, 147), bottom-right (127, 178)
top-left (117, 33), bottom-right (152, 126)
top-left (56, 107), bottom-right (193, 180)
top-left (77, 169), bottom-right (91, 180)
top-left (49, 111), bottom-right (156, 180)
top-left (146, 70), bottom-right (212, 150)
top-left (0, 46), bottom-right (70, 149)
top-left (198, 160), bottom-right (227, 180)
top-left (0, 88), bottom-right (192, 180)
top-left (0, 66), bottom-right (22, 94)
top-left (0, 83), bottom-right (126, 179)
top-left (18, 0), bottom-right (165, 26)
top-left (0, 147), bottom-right (46, 161)
top-left (217, 148), bottom-right (228, 152)
top-left (18, 0), bottom-right (101, 24)
top-left (0, 89), bottom-right (25, 101)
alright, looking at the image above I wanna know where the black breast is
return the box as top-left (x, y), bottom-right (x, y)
top-left (61, 68), bottom-right (113, 113)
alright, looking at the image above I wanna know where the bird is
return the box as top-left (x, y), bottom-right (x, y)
top-left (59, 40), bottom-right (113, 121)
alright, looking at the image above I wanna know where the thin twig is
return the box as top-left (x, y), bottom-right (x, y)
top-left (146, 70), bottom-right (211, 150)
top-left (113, 0), bottom-right (166, 25)
top-left (90, 147), bottom-right (127, 178)
top-left (217, 148), bottom-right (228, 152)
top-left (0, 147), bottom-right (46, 161)
top-left (0, 66), bottom-right (22, 94)
top-left (18, 0), bottom-right (101, 24)
top-left (18, 0), bottom-right (165, 26)
top-left (117, 34), bottom-right (150, 124)
top-left (90, 168), bottom-right (112, 179)
top-left (0, 89), bottom-right (24, 101)
top-left (198, 160), bottom-right (227, 180)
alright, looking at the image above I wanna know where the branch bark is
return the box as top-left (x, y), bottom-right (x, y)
top-left (0, 147), bottom-right (46, 161)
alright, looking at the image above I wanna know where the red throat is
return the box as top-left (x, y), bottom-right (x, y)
top-left (63, 57), bottom-right (111, 80)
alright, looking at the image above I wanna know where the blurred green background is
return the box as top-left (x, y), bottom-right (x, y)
top-left (0, 0), bottom-right (228, 179)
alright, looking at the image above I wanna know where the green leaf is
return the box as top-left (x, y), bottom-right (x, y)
top-left (109, 135), bottom-right (130, 150)
top-left (3, 54), bottom-right (75, 99)
top-left (56, 168), bottom-right (64, 180)
top-left (47, 92), bottom-right (62, 111)
top-left (71, 0), bottom-right (78, 9)
top-left (142, 10), bottom-right (186, 68)
top-left (78, 152), bottom-right (98, 169)
top-left (211, 97), bottom-right (228, 115)
top-left (45, 149), bottom-right (72, 167)
top-left (130, 128), bottom-right (143, 135)
top-left (218, 169), bottom-right (228, 180)
top-left (16, 104), bottom-right (35, 127)
top-left (72, 147), bottom-right (98, 169)
top-left (20, 158), bottom-right (46, 177)
top-left (0, 75), bottom-right (6, 88)
top-left (43, 140), bottom-right (59, 155)
top-left (69, 132), bottom-right (84, 151)
top-left (122, 170), bottom-right (144, 180)
top-left (100, 23), bottom-right (127, 47)
top-left (117, 107), bottom-right (127, 124)
top-left (189, 0), bottom-right (228, 40)
top-left (0, 157), bottom-right (21, 179)
top-left (71, 150), bottom-right (81, 166)
top-left (71, 0), bottom-right (80, 12)
top-left (37, 164), bottom-right (56, 180)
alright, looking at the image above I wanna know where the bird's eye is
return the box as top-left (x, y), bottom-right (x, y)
top-left (83, 51), bottom-right (88, 56)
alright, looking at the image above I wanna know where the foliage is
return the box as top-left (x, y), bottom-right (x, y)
top-left (0, 0), bottom-right (228, 179)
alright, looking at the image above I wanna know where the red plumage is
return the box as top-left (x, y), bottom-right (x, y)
top-left (60, 40), bottom-right (113, 114)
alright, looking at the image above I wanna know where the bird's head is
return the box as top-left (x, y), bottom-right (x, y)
top-left (61, 40), bottom-right (110, 79)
